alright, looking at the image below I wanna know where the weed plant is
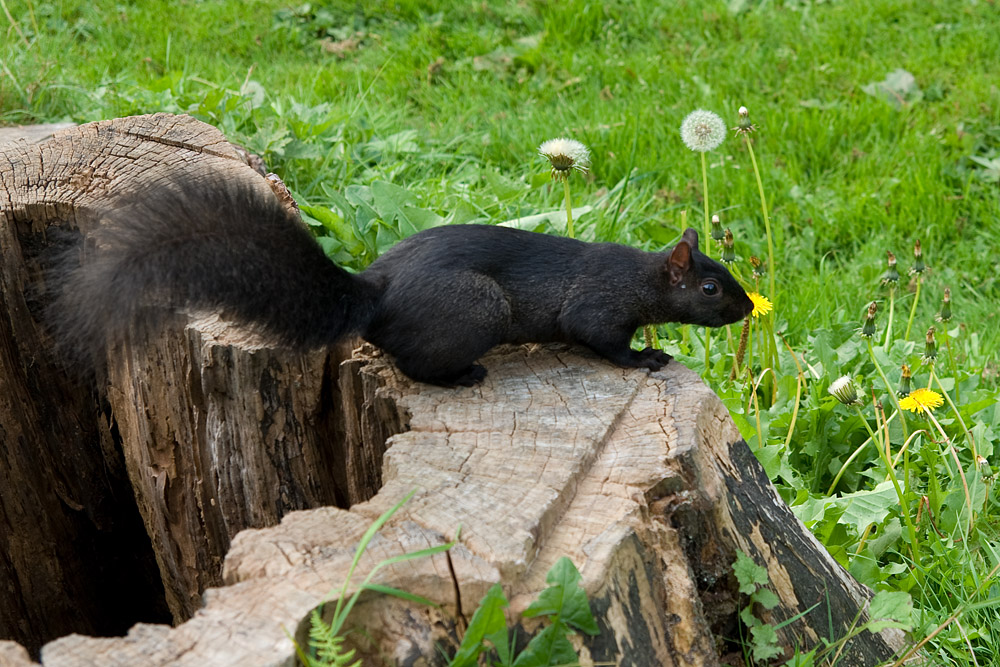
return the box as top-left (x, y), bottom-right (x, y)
top-left (4, 0), bottom-right (1000, 664)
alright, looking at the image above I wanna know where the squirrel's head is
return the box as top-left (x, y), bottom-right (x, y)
top-left (663, 228), bottom-right (754, 326)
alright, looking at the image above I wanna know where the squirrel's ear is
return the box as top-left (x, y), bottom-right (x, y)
top-left (666, 236), bottom-right (692, 285)
top-left (681, 227), bottom-right (700, 251)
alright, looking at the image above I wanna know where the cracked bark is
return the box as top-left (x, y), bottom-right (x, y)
top-left (3, 115), bottom-right (908, 666)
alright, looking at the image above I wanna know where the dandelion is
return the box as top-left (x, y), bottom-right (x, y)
top-left (829, 375), bottom-right (861, 406)
top-left (910, 239), bottom-right (926, 275)
top-left (749, 292), bottom-right (773, 318)
top-left (860, 301), bottom-right (878, 339)
top-left (923, 327), bottom-right (937, 364)
top-left (732, 105), bottom-right (757, 136)
top-left (538, 137), bottom-right (590, 180)
top-left (680, 109), bottom-right (726, 250)
top-left (882, 251), bottom-right (899, 285)
top-left (538, 137), bottom-right (590, 239)
top-left (898, 364), bottom-right (912, 398)
top-left (680, 109), bottom-right (727, 152)
top-left (899, 388), bottom-right (944, 414)
top-left (937, 287), bottom-right (952, 322)
top-left (721, 228), bottom-right (736, 263)
top-left (710, 213), bottom-right (724, 242)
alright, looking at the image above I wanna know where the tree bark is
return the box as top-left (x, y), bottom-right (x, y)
top-left (0, 115), bottom-right (369, 649)
top-left (2, 115), bottom-right (909, 665)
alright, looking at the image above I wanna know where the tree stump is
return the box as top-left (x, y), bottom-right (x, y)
top-left (1, 115), bottom-right (908, 665)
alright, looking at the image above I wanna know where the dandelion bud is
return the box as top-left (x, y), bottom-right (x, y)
top-left (937, 287), bottom-right (952, 322)
top-left (882, 250), bottom-right (899, 286)
top-left (898, 364), bottom-right (912, 398)
top-left (733, 105), bottom-right (756, 136)
top-left (923, 327), bottom-right (937, 363)
top-left (680, 110), bottom-right (727, 152)
top-left (711, 214), bottom-right (724, 241)
top-left (860, 301), bottom-right (878, 339)
top-left (829, 375), bottom-right (861, 406)
top-left (538, 137), bottom-right (591, 181)
top-left (910, 239), bottom-right (926, 275)
top-left (749, 255), bottom-right (767, 279)
top-left (721, 228), bottom-right (736, 264)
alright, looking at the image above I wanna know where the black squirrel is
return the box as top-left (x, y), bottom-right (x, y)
top-left (50, 177), bottom-right (753, 386)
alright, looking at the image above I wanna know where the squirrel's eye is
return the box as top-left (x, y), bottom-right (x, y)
top-left (701, 279), bottom-right (720, 297)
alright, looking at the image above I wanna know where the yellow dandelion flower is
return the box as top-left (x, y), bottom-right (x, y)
top-left (748, 292), bottom-right (773, 318)
top-left (898, 388), bottom-right (944, 414)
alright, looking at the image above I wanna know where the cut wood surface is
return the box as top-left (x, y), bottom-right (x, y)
top-left (41, 346), bottom-right (905, 666)
top-left (2, 115), bottom-right (908, 665)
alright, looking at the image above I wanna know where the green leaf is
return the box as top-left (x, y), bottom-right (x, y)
top-left (371, 180), bottom-right (443, 236)
top-left (483, 168), bottom-right (526, 202)
top-left (861, 68), bottom-right (923, 109)
top-left (511, 622), bottom-right (577, 667)
top-left (832, 481), bottom-right (898, 530)
top-left (522, 557), bottom-right (599, 635)
top-left (752, 588), bottom-right (781, 610)
top-left (361, 583), bottom-right (438, 608)
top-left (750, 623), bottom-right (783, 662)
top-left (447, 197), bottom-right (485, 225)
top-left (450, 584), bottom-right (508, 667)
top-left (866, 590), bottom-right (913, 633)
top-left (733, 550), bottom-right (769, 595)
top-left (497, 205), bottom-right (592, 233)
top-left (754, 444), bottom-right (799, 486)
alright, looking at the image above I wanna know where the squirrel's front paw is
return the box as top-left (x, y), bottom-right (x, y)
top-left (638, 347), bottom-right (672, 371)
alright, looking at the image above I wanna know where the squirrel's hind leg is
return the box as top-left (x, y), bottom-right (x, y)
top-left (365, 272), bottom-right (510, 386)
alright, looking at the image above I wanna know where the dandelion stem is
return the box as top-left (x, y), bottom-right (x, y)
top-left (925, 408), bottom-right (974, 537)
top-left (930, 367), bottom-right (976, 460)
top-left (884, 286), bottom-right (895, 351)
top-left (904, 274), bottom-right (922, 340)
top-left (866, 339), bottom-right (910, 441)
top-left (743, 134), bottom-right (776, 300)
top-left (700, 151), bottom-right (710, 246)
top-left (852, 405), bottom-right (920, 561)
top-left (562, 178), bottom-right (575, 239)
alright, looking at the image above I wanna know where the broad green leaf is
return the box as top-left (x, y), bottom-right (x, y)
top-left (755, 444), bottom-right (799, 486)
top-left (861, 68), bottom-right (923, 108)
top-left (450, 583), bottom-right (508, 667)
top-left (832, 481), bottom-right (897, 529)
top-left (750, 623), bottom-right (783, 662)
top-left (753, 588), bottom-right (781, 610)
top-left (733, 551), bottom-right (769, 594)
top-left (370, 181), bottom-right (444, 236)
top-left (522, 557), bottom-right (598, 635)
top-left (483, 168), bottom-right (526, 202)
top-left (511, 622), bottom-right (577, 667)
top-left (867, 590), bottom-right (913, 632)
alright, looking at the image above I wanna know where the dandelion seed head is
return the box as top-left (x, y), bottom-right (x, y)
top-left (538, 137), bottom-right (590, 180)
top-left (680, 109), bottom-right (727, 152)
top-left (829, 375), bottom-right (860, 406)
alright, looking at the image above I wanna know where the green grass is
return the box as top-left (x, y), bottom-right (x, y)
top-left (4, 0), bottom-right (1000, 664)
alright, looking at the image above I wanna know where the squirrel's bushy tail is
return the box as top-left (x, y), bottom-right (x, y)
top-left (49, 175), bottom-right (373, 365)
